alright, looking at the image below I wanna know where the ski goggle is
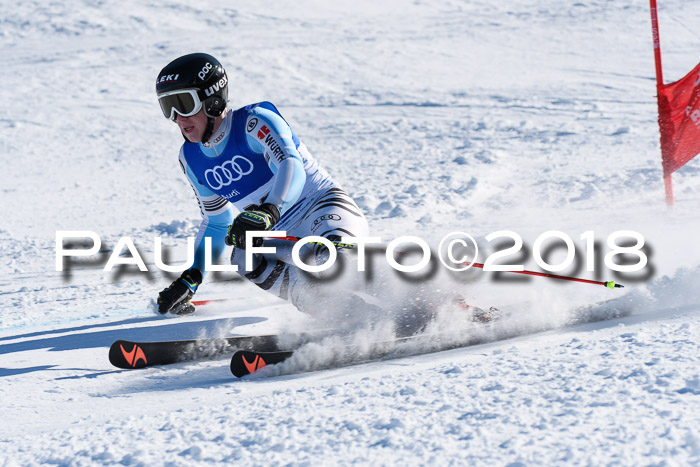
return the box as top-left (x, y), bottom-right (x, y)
top-left (157, 89), bottom-right (203, 120)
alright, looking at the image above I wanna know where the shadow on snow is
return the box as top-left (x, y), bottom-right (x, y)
top-left (0, 315), bottom-right (268, 363)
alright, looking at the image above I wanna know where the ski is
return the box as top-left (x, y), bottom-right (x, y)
top-left (228, 298), bottom-right (632, 378)
top-left (111, 297), bottom-right (629, 373)
top-left (109, 334), bottom-right (283, 369)
top-left (229, 335), bottom-right (423, 378)
top-left (227, 301), bottom-right (501, 377)
top-left (230, 349), bottom-right (296, 377)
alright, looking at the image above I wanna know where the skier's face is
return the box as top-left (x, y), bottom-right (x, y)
top-left (175, 110), bottom-right (208, 143)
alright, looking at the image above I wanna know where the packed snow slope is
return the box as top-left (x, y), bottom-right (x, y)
top-left (1, 0), bottom-right (700, 465)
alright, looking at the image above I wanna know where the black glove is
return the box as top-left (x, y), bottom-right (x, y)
top-left (157, 268), bottom-right (202, 315)
top-left (225, 203), bottom-right (280, 249)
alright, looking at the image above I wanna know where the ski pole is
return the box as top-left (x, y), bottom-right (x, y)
top-left (271, 235), bottom-right (358, 249)
top-left (269, 235), bottom-right (624, 289)
top-left (467, 262), bottom-right (622, 289)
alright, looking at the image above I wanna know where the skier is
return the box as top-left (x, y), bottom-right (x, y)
top-left (154, 53), bottom-right (370, 316)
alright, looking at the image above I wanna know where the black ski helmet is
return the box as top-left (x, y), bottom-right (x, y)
top-left (156, 53), bottom-right (228, 142)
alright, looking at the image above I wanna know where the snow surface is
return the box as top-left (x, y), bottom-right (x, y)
top-left (2, 0), bottom-right (700, 465)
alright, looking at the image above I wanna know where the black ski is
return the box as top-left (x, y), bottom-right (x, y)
top-left (229, 335), bottom-right (421, 378)
top-left (227, 298), bottom-right (631, 378)
top-left (109, 334), bottom-right (282, 369)
top-left (230, 349), bottom-right (296, 377)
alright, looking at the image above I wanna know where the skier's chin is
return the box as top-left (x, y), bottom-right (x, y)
top-left (180, 128), bottom-right (202, 143)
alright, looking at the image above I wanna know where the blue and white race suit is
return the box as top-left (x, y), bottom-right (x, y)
top-left (178, 101), bottom-right (369, 306)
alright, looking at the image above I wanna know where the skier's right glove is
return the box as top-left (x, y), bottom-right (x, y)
top-left (157, 268), bottom-right (202, 315)
top-left (225, 203), bottom-right (280, 249)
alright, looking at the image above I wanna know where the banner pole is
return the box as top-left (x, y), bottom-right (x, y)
top-left (650, 0), bottom-right (663, 85)
top-left (650, 0), bottom-right (675, 205)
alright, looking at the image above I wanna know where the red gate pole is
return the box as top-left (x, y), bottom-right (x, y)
top-left (650, 0), bottom-right (675, 206)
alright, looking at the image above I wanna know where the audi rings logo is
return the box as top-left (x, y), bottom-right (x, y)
top-left (313, 214), bottom-right (341, 226)
top-left (204, 156), bottom-right (254, 190)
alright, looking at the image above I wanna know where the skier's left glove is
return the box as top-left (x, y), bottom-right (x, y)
top-left (157, 268), bottom-right (202, 315)
top-left (225, 203), bottom-right (280, 249)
